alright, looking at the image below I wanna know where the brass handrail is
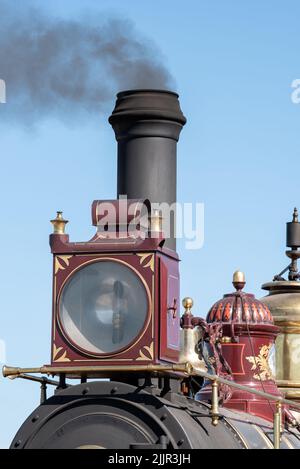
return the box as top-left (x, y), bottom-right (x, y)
top-left (192, 367), bottom-right (300, 411)
top-left (3, 361), bottom-right (298, 449)
top-left (2, 363), bottom-right (192, 377)
top-left (3, 362), bottom-right (300, 412)
top-left (273, 402), bottom-right (282, 449)
top-left (192, 366), bottom-right (294, 449)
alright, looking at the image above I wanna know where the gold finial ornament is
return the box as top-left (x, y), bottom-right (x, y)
top-left (232, 270), bottom-right (246, 291)
top-left (233, 270), bottom-right (245, 283)
top-left (182, 297), bottom-right (193, 313)
top-left (51, 211), bottom-right (68, 234)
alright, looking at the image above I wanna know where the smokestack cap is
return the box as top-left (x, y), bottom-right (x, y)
top-left (109, 89), bottom-right (186, 141)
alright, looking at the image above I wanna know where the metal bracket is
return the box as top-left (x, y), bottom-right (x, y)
top-left (167, 298), bottom-right (177, 318)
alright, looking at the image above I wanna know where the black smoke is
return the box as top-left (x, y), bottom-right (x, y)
top-left (0, 1), bottom-right (174, 124)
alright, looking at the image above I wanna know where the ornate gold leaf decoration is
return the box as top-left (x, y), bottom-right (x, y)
top-left (136, 342), bottom-right (154, 361)
top-left (245, 343), bottom-right (273, 381)
top-left (137, 253), bottom-right (154, 272)
top-left (53, 344), bottom-right (71, 362)
top-left (54, 255), bottom-right (73, 275)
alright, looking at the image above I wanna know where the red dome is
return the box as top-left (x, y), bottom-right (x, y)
top-left (200, 273), bottom-right (280, 424)
top-left (207, 291), bottom-right (273, 325)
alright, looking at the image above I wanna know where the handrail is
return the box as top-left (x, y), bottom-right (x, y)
top-left (192, 366), bottom-right (300, 411)
top-left (3, 362), bottom-right (300, 411)
top-left (3, 361), bottom-right (300, 448)
top-left (8, 373), bottom-right (60, 387)
top-left (192, 366), bottom-right (297, 449)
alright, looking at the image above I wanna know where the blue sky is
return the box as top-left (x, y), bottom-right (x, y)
top-left (1, 0), bottom-right (300, 448)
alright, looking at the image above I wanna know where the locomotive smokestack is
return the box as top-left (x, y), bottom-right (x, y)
top-left (109, 89), bottom-right (186, 251)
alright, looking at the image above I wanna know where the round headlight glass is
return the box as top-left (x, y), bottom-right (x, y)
top-left (59, 260), bottom-right (149, 355)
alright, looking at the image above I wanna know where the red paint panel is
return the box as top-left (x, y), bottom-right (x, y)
top-left (221, 343), bottom-right (246, 375)
top-left (159, 256), bottom-right (180, 362)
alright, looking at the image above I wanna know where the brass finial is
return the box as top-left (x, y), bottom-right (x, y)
top-left (233, 270), bottom-right (246, 291)
top-left (182, 297), bottom-right (193, 314)
top-left (293, 207), bottom-right (298, 223)
top-left (51, 211), bottom-right (68, 234)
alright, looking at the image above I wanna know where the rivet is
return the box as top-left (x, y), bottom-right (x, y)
top-left (14, 440), bottom-right (21, 448)
top-left (82, 387), bottom-right (90, 395)
top-left (177, 439), bottom-right (184, 446)
top-left (31, 415), bottom-right (39, 423)
top-left (111, 387), bottom-right (118, 394)
top-left (160, 413), bottom-right (168, 421)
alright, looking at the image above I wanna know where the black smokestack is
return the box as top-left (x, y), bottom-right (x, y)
top-left (109, 89), bottom-right (186, 251)
top-left (0, 1), bottom-right (173, 124)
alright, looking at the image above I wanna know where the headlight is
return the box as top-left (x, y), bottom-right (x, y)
top-left (58, 260), bottom-right (149, 355)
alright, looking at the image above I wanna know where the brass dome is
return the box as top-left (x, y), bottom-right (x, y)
top-left (260, 209), bottom-right (300, 400)
top-left (261, 280), bottom-right (300, 399)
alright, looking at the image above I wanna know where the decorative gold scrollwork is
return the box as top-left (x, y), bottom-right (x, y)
top-left (137, 253), bottom-right (154, 272)
top-left (53, 344), bottom-right (71, 362)
top-left (136, 342), bottom-right (154, 361)
top-left (245, 343), bottom-right (274, 381)
top-left (54, 255), bottom-right (73, 275)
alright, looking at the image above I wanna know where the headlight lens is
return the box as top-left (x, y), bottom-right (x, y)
top-left (59, 260), bottom-right (149, 355)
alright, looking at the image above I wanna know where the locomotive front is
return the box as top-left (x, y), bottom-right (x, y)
top-left (3, 90), bottom-right (300, 450)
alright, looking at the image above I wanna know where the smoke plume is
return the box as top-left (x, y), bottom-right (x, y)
top-left (0, 1), bottom-right (174, 124)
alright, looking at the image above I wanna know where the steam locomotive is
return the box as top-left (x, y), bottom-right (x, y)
top-left (3, 90), bottom-right (300, 449)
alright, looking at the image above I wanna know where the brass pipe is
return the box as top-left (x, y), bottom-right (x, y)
top-left (210, 380), bottom-right (219, 426)
top-left (273, 402), bottom-right (282, 449)
top-left (3, 362), bottom-right (300, 412)
top-left (2, 363), bottom-right (192, 378)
